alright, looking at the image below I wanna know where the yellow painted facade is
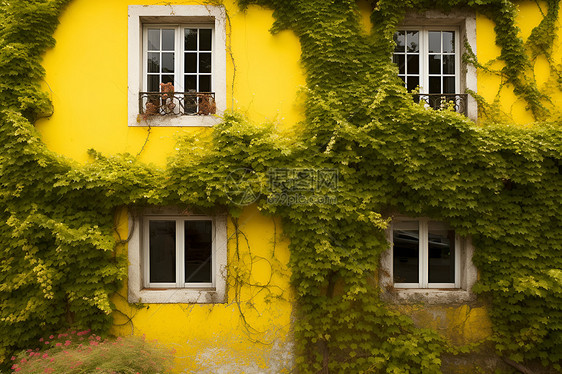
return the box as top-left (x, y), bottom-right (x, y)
top-left (36, 0), bottom-right (554, 371)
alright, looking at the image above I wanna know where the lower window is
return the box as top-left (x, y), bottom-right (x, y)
top-left (391, 218), bottom-right (460, 288)
top-left (128, 209), bottom-right (227, 304)
top-left (145, 217), bottom-right (215, 288)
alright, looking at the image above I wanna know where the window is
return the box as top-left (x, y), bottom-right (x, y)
top-left (393, 28), bottom-right (467, 114)
top-left (380, 216), bottom-right (477, 303)
top-left (391, 219), bottom-right (459, 288)
top-left (391, 10), bottom-right (478, 119)
top-left (128, 209), bottom-right (227, 304)
top-left (393, 29), bottom-right (459, 95)
top-left (128, 5), bottom-right (226, 127)
top-left (142, 26), bottom-right (215, 116)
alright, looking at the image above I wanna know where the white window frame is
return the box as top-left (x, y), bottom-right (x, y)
top-left (128, 5), bottom-right (227, 127)
top-left (380, 216), bottom-right (478, 304)
top-left (391, 218), bottom-right (460, 289)
top-left (394, 27), bottom-right (461, 96)
top-left (128, 208), bottom-right (227, 304)
top-left (397, 10), bottom-right (478, 121)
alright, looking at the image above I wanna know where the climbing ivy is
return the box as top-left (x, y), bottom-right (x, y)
top-left (1, 0), bottom-right (561, 373)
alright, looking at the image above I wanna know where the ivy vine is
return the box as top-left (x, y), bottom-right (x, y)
top-left (1, 0), bottom-right (561, 373)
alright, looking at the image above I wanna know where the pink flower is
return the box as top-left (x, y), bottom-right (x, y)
top-left (14, 368), bottom-right (21, 373)
top-left (20, 358), bottom-right (27, 363)
top-left (65, 340), bottom-right (71, 346)
top-left (45, 341), bottom-right (50, 344)
top-left (49, 335), bottom-right (54, 339)
top-left (95, 335), bottom-right (101, 341)
top-left (77, 329), bottom-right (90, 336)
top-left (55, 343), bottom-right (62, 347)
top-left (90, 341), bottom-right (99, 346)
top-left (11, 356), bottom-right (16, 360)
top-left (42, 353), bottom-right (49, 359)
top-left (39, 338), bottom-right (44, 342)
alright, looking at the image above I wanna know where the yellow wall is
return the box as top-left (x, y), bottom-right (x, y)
top-left (112, 206), bottom-right (293, 372)
top-left (37, 0), bottom-right (302, 371)
top-left (476, 1), bottom-right (562, 124)
top-left (37, 0), bottom-right (305, 166)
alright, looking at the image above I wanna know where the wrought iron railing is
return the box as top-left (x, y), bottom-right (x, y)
top-left (139, 92), bottom-right (216, 117)
top-left (413, 93), bottom-right (468, 116)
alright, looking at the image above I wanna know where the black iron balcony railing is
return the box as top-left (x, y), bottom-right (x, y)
top-left (413, 93), bottom-right (468, 116)
top-left (139, 92), bottom-right (216, 117)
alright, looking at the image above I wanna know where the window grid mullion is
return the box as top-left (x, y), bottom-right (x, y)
top-left (420, 219), bottom-right (428, 288)
top-left (421, 29), bottom-right (428, 94)
top-left (177, 220), bottom-right (184, 287)
top-left (175, 25), bottom-right (182, 92)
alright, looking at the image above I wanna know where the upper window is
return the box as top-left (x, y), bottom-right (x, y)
top-left (142, 26), bottom-right (215, 117)
top-left (128, 209), bottom-right (227, 304)
top-left (393, 29), bottom-right (459, 95)
top-left (393, 28), bottom-right (466, 114)
top-left (128, 5), bottom-right (226, 127)
top-left (391, 218), bottom-right (459, 288)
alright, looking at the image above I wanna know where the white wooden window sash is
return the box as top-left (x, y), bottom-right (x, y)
top-left (394, 27), bottom-right (460, 95)
top-left (142, 215), bottom-right (216, 289)
top-left (392, 218), bottom-right (461, 289)
top-left (142, 24), bottom-right (214, 93)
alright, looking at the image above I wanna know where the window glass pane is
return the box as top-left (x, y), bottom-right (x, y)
top-left (443, 77), bottom-right (455, 93)
top-left (148, 75), bottom-right (160, 92)
top-left (148, 29), bottom-right (160, 51)
top-left (406, 31), bottom-right (419, 52)
top-left (149, 220), bottom-right (176, 283)
top-left (393, 31), bottom-right (405, 53)
top-left (148, 52), bottom-right (160, 73)
top-left (407, 55), bottom-right (419, 74)
top-left (428, 31), bottom-right (441, 53)
top-left (185, 75), bottom-right (197, 91)
top-left (162, 75), bottom-right (174, 85)
top-left (429, 76), bottom-right (441, 94)
top-left (443, 31), bottom-right (454, 53)
top-left (428, 222), bottom-right (455, 284)
top-left (393, 221), bottom-right (419, 284)
top-left (429, 55), bottom-right (441, 74)
top-left (406, 76), bottom-right (419, 92)
top-left (185, 221), bottom-right (212, 283)
top-left (185, 29), bottom-right (197, 51)
top-left (393, 54), bottom-right (405, 74)
top-left (162, 52), bottom-right (174, 73)
top-left (199, 29), bottom-right (212, 51)
top-left (443, 55), bottom-right (455, 74)
top-left (162, 29), bottom-right (175, 51)
top-left (199, 53), bottom-right (212, 73)
top-left (185, 53), bottom-right (197, 73)
top-left (199, 75), bottom-right (211, 92)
